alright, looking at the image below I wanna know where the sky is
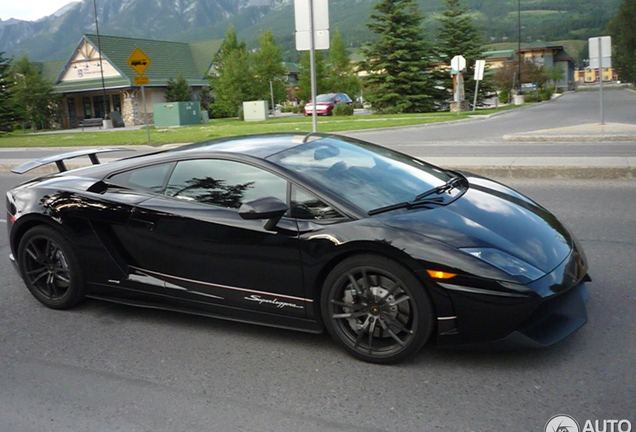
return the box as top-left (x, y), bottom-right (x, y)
top-left (0, 0), bottom-right (76, 21)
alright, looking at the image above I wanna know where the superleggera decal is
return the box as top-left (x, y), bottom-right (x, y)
top-left (244, 294), bottom-right (304, 309)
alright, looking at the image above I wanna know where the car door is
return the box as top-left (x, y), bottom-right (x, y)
top-left (124, 158), bottom-right (310, 318)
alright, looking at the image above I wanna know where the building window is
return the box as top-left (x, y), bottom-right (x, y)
top-left (113, 94), bottom-right (122, 113)
top-left (93, 95), bottom-right (111, 119)
top-left (67, 98), bottom-right (76, 122)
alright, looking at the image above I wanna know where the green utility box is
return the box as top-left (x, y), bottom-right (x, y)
top-left (153, 101), bottom-right (201, 127)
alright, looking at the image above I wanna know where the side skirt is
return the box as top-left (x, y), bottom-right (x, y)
top-left (86, 288), bottom-right (324, 334)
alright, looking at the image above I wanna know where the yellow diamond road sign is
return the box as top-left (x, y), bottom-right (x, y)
top-left (127, 48), bottom-right (151, 76)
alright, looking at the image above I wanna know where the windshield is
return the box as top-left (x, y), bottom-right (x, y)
top-left (267, 136), bottom-right (451, 213)
top-left (315, 94), bottom-right (335, 102)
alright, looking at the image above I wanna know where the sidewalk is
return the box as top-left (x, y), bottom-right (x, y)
top-left (2, 122), bottom-right (635, 179)
top-left (430, 122), bottom-right (636, 179)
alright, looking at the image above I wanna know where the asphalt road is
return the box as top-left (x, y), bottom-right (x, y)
top-left (349, 88), bottom-right (636, 143)
top-left (1, 172), bottom-right (635, 431)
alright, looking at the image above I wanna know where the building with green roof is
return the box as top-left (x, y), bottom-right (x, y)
top-left (53, 34), bottom-right (222, 127)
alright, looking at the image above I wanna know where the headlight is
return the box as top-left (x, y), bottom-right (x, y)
top-left (460, 248), bottom-right (545, 283)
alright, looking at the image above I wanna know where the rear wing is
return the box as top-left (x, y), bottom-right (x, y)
top-left (11, 148), bottom-right (133, 174)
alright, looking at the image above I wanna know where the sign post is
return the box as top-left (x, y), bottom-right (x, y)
top-left (450, 55), bottom-right (466, 114)
top-left (127, 48), bottom-right (152, 141)
top-left (472, 59), bottom-right (485, 112)
top-left (589, 36), bottom-right (611, 125)
top-left (295, 0), bottom-right (329, 133)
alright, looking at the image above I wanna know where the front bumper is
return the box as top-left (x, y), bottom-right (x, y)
top-left (484, 281), bottom-right (589, 348)
top-left (435, 244), bottom-right (590, 348)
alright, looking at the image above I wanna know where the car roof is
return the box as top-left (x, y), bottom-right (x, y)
top-left (38, 133), bottom-right (334, 180)
top-left (170, 133), bottom-right (314, 159)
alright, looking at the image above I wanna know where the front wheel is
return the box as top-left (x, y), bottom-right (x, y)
top-left (321, 255), bottom-right (434, 363)
top-left (18, 225), bottom-right (86, 309)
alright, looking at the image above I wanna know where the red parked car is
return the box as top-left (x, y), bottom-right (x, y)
top-left (303, 93), bottom-right (353, 116)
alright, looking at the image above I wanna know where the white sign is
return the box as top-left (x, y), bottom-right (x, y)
top-left (474, 60), bottom-right (485, 81)
top-left (294, 0), bottom-right (329, 31)
top-left (589, 36), bottom-right (612, 69)
top-left (295, 30), bottom-right (330, 51)
top-left (295, 0), bottom-right (330, 51)
top-left (451, 55), bottom-right (466, 72)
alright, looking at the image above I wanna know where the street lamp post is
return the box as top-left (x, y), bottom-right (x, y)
top-left (517, 0), bottom-right (521, 95)
top-left (93, 0), bottom-right (108, 122)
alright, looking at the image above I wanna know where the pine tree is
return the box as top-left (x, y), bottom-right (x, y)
top-left (252, 30), bottom-right (288, 106)
top-left (607, 0), bottom-right (636, 83)
top-left (297, 50), bottom-right (327, 103)
top-left (165, 73), bottom-right (193, 102)
top-left (0, 52), bottom-right (15, 132)
top-left (434, 0), bottom-right (489, 106)
top-left (359, 0), bottom-right (435, 113)
top-left (325, 29), bottom-right (360, 99)
top-left (209, 27), bottom-right (255, 118)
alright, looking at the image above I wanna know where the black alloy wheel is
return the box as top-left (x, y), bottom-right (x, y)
top-left (322, 255), bottom-right (434, 364)
top-left (18, 226), bottom-right (86, 309)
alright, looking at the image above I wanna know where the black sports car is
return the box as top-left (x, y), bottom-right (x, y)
top-left (6, 133), bottom-right (590, 363)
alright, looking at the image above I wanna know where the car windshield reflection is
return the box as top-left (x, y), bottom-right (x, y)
top-left (268, 136), bottom-right (450, 213)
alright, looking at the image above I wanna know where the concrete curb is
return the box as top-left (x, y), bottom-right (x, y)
top-left (503, 134), bottom-right (636, 142)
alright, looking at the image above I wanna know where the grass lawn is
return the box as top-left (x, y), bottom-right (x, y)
top-left (0, 107), bottom-right (517, 148)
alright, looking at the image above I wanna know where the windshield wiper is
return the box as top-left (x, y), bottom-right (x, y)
top-left (367, 174), bottom-right (465, 216)
top-left (413, 175), bottom-right (464, 202)
top-left (368, 196), bottom-right (446, 216)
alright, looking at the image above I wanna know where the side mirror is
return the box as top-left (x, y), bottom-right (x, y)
top-left (239, 197), bottom-right (288, 231)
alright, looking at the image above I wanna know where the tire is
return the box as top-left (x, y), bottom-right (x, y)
top-left (18, 225), bottom-right (86, 309)
top-left (321, 255), bottom-right (434, 364)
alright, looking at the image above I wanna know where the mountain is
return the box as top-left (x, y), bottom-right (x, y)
top-left (0, 0), bottom-right (621, 63)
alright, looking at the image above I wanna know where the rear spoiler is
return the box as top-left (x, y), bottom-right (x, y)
top-left (11, 148), bottom-right (133, 174)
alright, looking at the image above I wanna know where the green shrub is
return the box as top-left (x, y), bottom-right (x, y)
top-left (333, 103), bottom-right (354, 116)
top-left (524, 92), bottom-right (539, 102)
top-left (539, 87), bottom-right (554, 101)
top-left (498, 90), bottom-right (510, 104)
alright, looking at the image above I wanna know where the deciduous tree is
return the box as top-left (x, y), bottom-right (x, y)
top-left (209, 27), bottom-right (255, 118)
top-left (252, 29), bottom-right (288, 106)
top-left (297, 50), bottom-right (327, 103)
top-left (325, 29), bottom-right (360, 99)
top-left (11, 55), bottom-right (60, 131)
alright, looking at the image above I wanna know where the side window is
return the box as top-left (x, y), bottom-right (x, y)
top-left (108, 163), bottom-right (174, 192)
top-left (291, 185), bottom-right (344, 220)
top-left (165, 159), bottom-right (287, 209)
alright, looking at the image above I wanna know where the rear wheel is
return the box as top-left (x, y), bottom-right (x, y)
top-left (18, 226), bottom-right (86, 309)
top-left (321, 255), bottom-right (434, 364)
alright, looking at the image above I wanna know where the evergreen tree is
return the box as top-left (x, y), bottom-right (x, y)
top-left (325, 29), bottom-right (361, 99)
top-left (359, 0), bottom-right (435, 113)
top-left (252, 29), bottom-right (288, 106)
top-left (209, 27), bottom-right (255, 118)
top-left (297, 50), bottom-right (327, 102)
top-left (607, 0), bottom-right (636, 83)
top-left (11, 55), bottom-right (60, 131)
top-left (165, 73), bottom-right (193, 102)
top-left (0, 52), bottom-right (15, 132)
top-left (434, 0), bottom-right (490, 106)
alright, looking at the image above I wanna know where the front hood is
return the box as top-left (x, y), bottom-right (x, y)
top-left (380, 179), bottom-right (572, 273)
